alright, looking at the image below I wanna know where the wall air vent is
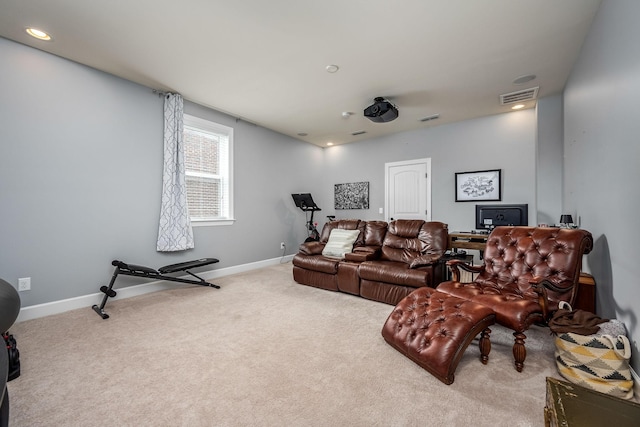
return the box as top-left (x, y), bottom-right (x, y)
top-left (351, 130), bottom-right (367, 136)
top-left (500, 86), bottom-right (539, 105)
top-left (419, 114), bottom-right (440, 122)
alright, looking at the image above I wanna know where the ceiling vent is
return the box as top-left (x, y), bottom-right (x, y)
top-left (419, 114), bottom-right (440, 122)
top-left (500, 86), bottom-right (539, 105)
top-left (351, 130), bottom-right (367, 136)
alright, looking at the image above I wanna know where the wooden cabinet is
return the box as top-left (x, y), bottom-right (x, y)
top-left (545, 377), bottom-right (640, 426)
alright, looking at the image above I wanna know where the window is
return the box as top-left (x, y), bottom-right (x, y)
top-left (183, 114), bottom-right (234, 225)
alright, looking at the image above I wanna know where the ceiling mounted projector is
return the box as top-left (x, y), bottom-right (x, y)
top-left (364, 97), bottom-right (398, 123)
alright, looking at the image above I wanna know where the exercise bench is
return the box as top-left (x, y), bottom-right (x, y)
top-left (92, 258), bottom-right (220, 319)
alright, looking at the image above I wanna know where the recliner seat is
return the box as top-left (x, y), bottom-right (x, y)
top-left (436, 226), bottom-right (593, 371)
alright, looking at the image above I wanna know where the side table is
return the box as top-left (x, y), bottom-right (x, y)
top-left (574, 273), bottom-right (596, 313)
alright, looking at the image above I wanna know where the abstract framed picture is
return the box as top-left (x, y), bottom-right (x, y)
top-left (455, 169), bottom-right (501, 202)
top-left (334, 182), bottom-right (369, 209)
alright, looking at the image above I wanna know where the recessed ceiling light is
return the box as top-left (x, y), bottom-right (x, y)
top-left (297, 132), bottom-right (308, 137)
top-left (26, 27), bottom-right (52, 41)
top-left (513, 74), bottom-right (536, 85)
top-left (327, 142), bottom-right (334, 146)
top-left (341, 112), bottom-right (352, 118)
top-left (325, 64), bottom-right (339, 73)
top-left (512, 104), bottom-right (525, 110)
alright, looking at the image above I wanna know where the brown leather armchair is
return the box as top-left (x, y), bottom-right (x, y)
top-left (436, 226), bottom-right (593, 372)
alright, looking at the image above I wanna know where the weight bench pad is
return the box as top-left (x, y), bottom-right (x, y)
top-left (382, 287), bottom-right (495, 385)
top-left (158, 258), bottom-right (219, 274)
top-left (112, 260), bottom-right (158, 274)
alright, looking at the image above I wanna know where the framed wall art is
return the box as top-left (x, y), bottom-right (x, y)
top-left (455, 169), bottom-right (501, 202)
top-left (334, 181), bottom-right (369, 209)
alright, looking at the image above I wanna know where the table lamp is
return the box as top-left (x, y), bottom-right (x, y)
top-left (559, 214), bottom-right (574, 227)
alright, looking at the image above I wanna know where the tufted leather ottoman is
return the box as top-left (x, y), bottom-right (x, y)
top-left (382, 287), bottom-right (495, 384)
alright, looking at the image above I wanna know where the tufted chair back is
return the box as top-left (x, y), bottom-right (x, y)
top-left (477, 226), bottom-right (593, 310)
top-left (381, 220), bottom-right (448, 264)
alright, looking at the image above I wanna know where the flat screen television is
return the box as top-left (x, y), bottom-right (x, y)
top-left (475, 204), bottom-right (528, 230)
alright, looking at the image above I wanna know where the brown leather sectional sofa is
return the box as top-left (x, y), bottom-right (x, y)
top-left (292, 219), bottom-right (449, 305)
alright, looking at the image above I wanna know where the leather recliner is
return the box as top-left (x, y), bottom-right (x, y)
top-left (292, 219), bottom-right (370, 293)
top-left (436, 226), bottom-right (593, 372)
top-left (358, 220), bottom-right (448, 305)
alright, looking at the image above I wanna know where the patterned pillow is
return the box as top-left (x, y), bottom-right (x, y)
top-left (322, 229), bottom-right (361, 259)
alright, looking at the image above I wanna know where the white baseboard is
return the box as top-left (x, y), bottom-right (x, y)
top-left (16, 255), bottom-right (294, 322)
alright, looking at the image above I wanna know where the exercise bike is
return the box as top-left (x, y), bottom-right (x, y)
top-left (291, 193), bottom-right (322, 242)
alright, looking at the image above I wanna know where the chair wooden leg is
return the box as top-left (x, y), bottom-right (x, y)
top-left (513, 332), bottom-right (527, 372)
top-left (479, 327), bottom-right (492, 364)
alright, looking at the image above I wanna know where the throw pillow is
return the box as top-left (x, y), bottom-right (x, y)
top-left (321, 229), bottom-right (361, 259)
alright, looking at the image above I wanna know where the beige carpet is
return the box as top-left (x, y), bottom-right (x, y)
top-left (8, 262), bottom-right (559, 426)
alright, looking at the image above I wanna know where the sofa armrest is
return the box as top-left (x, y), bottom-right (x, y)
top-left (409, 254), bottom-right (441, 269)
top-left (344, 246), bottom-right (381, 262)
top-left (298, 241), bottom-right (325, 255)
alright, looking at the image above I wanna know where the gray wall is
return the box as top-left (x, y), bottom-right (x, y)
top-left (535, 95), bottom-right (564, 226)
top-left (319, 110), bottom-right (537, 233)
top-left (563, 0), bottom-right (640, 371)
top-left (0, 37), bottom-right (321, 306)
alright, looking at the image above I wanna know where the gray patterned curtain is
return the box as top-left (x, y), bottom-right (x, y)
top-left (157, 93), bottom-right (194, 251)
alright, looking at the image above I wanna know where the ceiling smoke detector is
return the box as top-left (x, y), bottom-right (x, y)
top-left (513, 74), bottom-right (537, 85)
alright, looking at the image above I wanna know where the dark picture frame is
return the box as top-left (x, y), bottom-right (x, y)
top-left (455, 169), bottom-right (501, 202)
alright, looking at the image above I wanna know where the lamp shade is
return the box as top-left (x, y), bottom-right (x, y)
top-left (559, 214), bottom-right (574, 224)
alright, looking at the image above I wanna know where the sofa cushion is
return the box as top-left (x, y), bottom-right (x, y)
top-left (363, 221), bottom-right (388, 246)
top-left (298, 241), bottom-right (325, 256)
top-left (380, 220), bottom-right (426, 263)
top-left (292, 253), bottom-right (341, 274)
top-left (322, 229), bottom-right (361, 259)
top-left (436, 280), bottom-right (543, 331)
top-left (358, 260), bottom-right (431, 288)
top-left (319, 219), bottom-right (365, 245)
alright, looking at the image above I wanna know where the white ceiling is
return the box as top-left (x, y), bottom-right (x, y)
top-left (0, 0), bottom-right (601, 147)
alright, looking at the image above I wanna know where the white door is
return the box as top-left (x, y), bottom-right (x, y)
top-left (385, 158), bottom-right (431, 221)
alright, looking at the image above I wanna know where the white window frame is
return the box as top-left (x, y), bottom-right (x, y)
top-left (183, 114), bottom-right (234, 226)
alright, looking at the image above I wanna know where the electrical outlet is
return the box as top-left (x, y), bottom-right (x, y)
top-left (18, 277), bottom-right (31, 291)
top-left (280, 242), bottom-right (286, 249)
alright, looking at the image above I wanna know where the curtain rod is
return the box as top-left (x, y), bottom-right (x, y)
top-left (153, 89), bottom-right (256, 126)
top-left (152, 89), bottom-right (173, 97)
